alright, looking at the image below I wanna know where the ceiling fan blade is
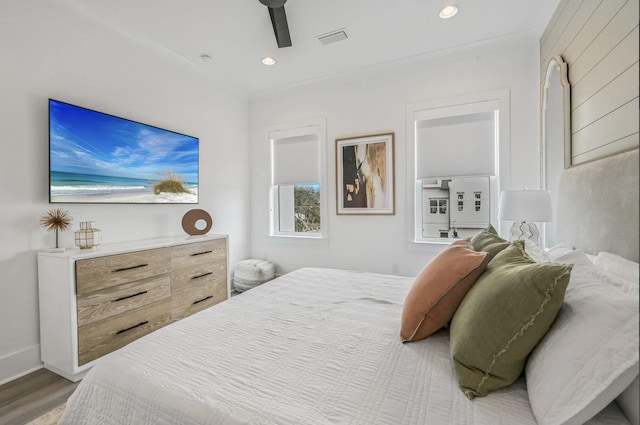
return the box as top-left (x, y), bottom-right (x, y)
top-left (268, 6), bottom-right (292, 48)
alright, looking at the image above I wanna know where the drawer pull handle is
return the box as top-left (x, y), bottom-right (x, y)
top-left (113, 263), bottom-right (148, 273)
top-left (191, 272), bottom-right (213, 280)
top-left (190, 250), bottom-right (213, 257)
top-left (116, 321), bottom-right (148, 335)
top-left (114, 290), bottom-right (148, 302)
top-left (192, 295), bottom-right (213, 305)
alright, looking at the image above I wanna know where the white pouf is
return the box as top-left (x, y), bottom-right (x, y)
top-left (233, 259), bottom-right (275, 292)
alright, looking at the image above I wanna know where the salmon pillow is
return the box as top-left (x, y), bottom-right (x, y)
top-left (401, 240), bottom-right (489, 342)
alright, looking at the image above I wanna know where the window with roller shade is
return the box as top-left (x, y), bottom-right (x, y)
top-left (407, 91), bottom-right (510, 244)
top-left (269, 121), bottom-right (326, 238)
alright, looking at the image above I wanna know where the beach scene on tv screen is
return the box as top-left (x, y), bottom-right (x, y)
top-left (49, 100), bottom-right (199, 204)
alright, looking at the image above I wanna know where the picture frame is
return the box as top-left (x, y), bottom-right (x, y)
top-left (336, 132), bottom-right (395, 215)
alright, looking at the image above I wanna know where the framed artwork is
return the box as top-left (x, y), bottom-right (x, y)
top-left (336, 132), bottom-right (395, 215)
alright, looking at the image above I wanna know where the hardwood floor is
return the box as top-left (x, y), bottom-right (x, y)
top-left (0, 368), bottom-right (78, 425)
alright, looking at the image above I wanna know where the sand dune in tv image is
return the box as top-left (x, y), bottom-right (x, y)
top-left (49, 100), bottom-right (199, 204)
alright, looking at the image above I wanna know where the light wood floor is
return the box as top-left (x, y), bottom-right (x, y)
top-left (0, 368), bottom-right (78, 425)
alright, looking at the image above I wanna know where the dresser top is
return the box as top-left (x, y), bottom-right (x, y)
top-left (38, 234), bottom-right (227, 260)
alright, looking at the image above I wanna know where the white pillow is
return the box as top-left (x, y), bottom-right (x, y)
top-left (593, 252), bottom-right (639, 285)
top-left (523, 239), bottom-right (554, 263)
top-left (546, 243), bottom-right (573, 260)
top-left (525, 250), bottom-right (640, 425)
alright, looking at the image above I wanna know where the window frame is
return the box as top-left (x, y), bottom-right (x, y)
top-left (267, 118), bottom-right (328, 240)
top-left (406, 90), bottom-right (511, 247)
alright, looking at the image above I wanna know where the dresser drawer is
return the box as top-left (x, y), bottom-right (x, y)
top-left (171, 239), bottom-right (226, 269)
top-left (77, 275), bottom-right (171, 327)
top-left (171, 279), bottom-right (226, 320)
top-left (171, 261), bottom-right (226, 292)
top-left (76, 248), bottom-right (171, 295)
top-left (78, 298), bottom-right (171, 366)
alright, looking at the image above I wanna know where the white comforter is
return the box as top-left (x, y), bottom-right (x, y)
top-left (60, 268), bottom-right (629, 425)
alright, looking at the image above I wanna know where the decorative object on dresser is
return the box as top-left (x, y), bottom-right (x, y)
top-left (181, 208), bottom-right (213, 235)
top-left (74, 221), bottom-right (102, 249)
top-left (498, 189), bottom-right (552, 245)
top-left (39, 208), bottom-right (73, 252)
top-left (37, 234), bottom-right (228, 382)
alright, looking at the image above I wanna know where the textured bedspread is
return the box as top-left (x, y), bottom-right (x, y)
top-left (60, 268), bottom-right (629, 425)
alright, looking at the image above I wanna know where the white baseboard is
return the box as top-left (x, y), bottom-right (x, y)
top-left (0, 344), bottom-right (43, 386)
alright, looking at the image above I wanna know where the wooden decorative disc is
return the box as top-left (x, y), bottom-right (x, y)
top-left (181, 209), bottom-right (212, 235)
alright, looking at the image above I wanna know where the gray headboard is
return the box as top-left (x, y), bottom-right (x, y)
top-left (556, 149), bottom-right (639, 262)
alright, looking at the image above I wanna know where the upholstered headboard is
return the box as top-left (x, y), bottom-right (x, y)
top-left (557, 148), bottom-right (640, 425)
top-left (556, 149), bottom-right (639, 262)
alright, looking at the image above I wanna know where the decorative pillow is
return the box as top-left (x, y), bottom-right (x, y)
top-left (400, 240), bottom-right (489, 342)
top-left (593, 251), bottom-right (639, 285)
top-left (449, 241), bottom-right (572, 399)
top-left (469, 224), bottom-right (510, 261)
top-left (525, 249), bottom-right (640, 425)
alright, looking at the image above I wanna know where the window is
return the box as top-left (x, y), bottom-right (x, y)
top-left (269, 119), bottom-right (327, 238)
top-left (274, 184), bottom-right (321, 233)
top-left (406, 90), bottom-right (510, 244)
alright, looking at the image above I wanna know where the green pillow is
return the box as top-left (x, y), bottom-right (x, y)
top-left (449, 241), bottom-right (572, 399)
top-left (469, 224), bottom-right (510, 261)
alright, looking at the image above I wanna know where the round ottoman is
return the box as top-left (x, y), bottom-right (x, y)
top-left (233, 259), bottom-right (275, 292)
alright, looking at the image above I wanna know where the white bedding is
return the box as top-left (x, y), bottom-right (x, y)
top-left (60, 268), bottom-right (630, 425)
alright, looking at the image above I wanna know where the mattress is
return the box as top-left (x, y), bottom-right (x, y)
top-left (60, 268), bottom-right (630, 425)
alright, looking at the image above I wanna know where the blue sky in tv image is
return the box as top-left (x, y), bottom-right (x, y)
top-left (49, 99), bottom-right (199, 203)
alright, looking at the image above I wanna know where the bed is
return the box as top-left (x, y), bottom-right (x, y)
top-left (60, 150), bottom-right (639, 425)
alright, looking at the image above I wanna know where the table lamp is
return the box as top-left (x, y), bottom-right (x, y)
top-left (498, 190), bottom-right (552, 245)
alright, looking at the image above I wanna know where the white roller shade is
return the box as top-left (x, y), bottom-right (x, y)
top-left (272, 132), bottom-right (320, 185)
top-left (416, 110), bottom-right (496, 179)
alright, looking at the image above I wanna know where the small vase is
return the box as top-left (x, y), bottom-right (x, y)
top-left (74, 221), bottom-right (102, 250)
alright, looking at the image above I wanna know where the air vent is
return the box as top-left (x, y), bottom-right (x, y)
top-left (317, 29), bottom-right (348, 46)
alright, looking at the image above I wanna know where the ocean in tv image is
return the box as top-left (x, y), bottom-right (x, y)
top-left (49, 99), bottom-right (199, 203)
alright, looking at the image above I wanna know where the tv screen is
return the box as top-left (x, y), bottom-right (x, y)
top-left (49, 99), bottom-right (199, 204)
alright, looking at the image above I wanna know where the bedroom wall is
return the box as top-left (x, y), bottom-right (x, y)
top-left (249, 34), bottom-right (541, 278)
top-left (540, 0), bottom-right (639, 165)
top-left (0, 1), bottom-right (250, 384)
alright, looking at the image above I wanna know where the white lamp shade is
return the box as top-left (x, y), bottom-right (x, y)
top-left (499, 190), bottom-right (552, 222)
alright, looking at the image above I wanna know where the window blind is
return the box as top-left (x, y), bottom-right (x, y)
top-left (271, 129), bottom-right (320, 185)
top-left (415, 107), bottom-right (497, 179)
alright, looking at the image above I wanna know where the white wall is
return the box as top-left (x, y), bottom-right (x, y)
top-left (0, 1), bottom-right (250, 384)
top-left (249, 34), bottom-right (541, 278)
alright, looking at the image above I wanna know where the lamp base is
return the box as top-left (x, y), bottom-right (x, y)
top-left (508, 221), bottom-right (540, 245)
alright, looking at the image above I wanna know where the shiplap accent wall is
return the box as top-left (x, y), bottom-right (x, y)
top-left (540, 0), bottom-right (639, 165)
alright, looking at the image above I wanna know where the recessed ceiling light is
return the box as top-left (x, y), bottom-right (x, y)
top-left (200, 54), bottom-right (212, 62)
top-left (261, 56), bottom-right (276, 66)
top-left (439, 4), bottom-right (459, 19)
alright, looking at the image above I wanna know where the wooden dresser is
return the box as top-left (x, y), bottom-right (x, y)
top-left (37, 235), bottom-right (228, 381)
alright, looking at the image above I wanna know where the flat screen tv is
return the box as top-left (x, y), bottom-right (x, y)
top-left (49, 99), bottom-right (199, 204)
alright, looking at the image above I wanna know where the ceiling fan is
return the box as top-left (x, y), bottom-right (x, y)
top-left (259, 0), bottom-right (292, 48)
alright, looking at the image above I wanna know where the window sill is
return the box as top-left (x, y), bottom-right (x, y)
top-left (267, 234), bottom-right (329, 246)
top-left (407, 238), bottom-right (461, 252)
